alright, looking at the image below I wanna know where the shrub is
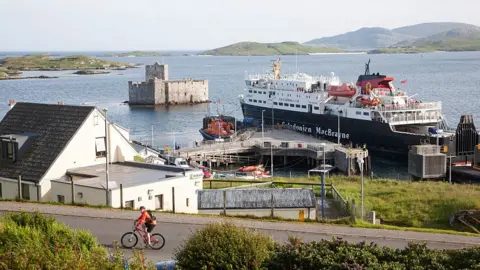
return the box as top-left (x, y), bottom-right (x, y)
top-left (174, 222), bottom-right (275, 270)
top-left (0, 212), bottom-right (155, 270)
top-left (266, 236), bottom-right (480, 270)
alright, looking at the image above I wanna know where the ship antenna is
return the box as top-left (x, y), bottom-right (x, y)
top-left (365, 59), bottom-right (371, 75)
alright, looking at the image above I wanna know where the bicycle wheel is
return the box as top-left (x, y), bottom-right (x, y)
top-left (121, 232), bottom-right (138, 248)
top-left (149, 233), bottom-right (166, 250)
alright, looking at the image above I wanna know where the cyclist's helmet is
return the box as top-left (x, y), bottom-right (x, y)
top-left (139, 206), bottom-right (145, 210)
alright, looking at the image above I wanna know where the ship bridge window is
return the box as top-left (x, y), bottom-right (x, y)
top-left (263, 91), bottom-right (266, 94)
top-left (314, 106), bottom-right (319, 110)
top-left (263, 101), bottom-right (266, 104)
top-left (295, 105), bottom-right (300, 108)
top-left (356, 111), bottom-right (361, 115)
top-left (363, 112), bottom-right (370, 116)
top-left (284, 103), bottom-right (289, 107)
top-left (253, 100), bottom-right (257, 103)
top-left (249, 99), bottom-right (252, 102)
top-left (274, 102), bottom-right (278, 105)
top-left (254, 91), bottom-right (257, 93)
top-left (301, 105), bottom-right (306, 109)
top-left (249, 90), bottom-right (252, 93)
top-left (290, 104), bottom-right (294, 107)
top-left (279, 102), bottom-right (283, 106)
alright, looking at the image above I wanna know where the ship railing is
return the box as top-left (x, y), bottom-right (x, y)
top-left (385, 113), bottom-right (442, 124)
top-left (377, 101), bottom-right (441, 111)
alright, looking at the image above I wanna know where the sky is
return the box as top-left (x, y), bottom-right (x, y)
top-left (1, 0), bottom-right (480, 51)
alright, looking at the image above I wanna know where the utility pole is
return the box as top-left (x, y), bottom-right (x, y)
top-left (337, 110), bottom-right (341, 145)
top-left (320, 143), bottom-right (326, 218)
top-left (359, 154), bottom-right (365, 220)
top-left (262, 110), bottom-right (265, 145)
top-left (151, 124), bottom-right (154, 148)
top-left (103, 108), bottom-right (109, 207)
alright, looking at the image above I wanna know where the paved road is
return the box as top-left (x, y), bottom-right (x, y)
top-left (1, 211), bottom-right (478, 263)
top-left (1, 202), bottom-right (479, 263)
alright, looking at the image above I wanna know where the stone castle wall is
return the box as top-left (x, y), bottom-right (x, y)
top-left (128, 81), bottom-right (155, 105)
top-left (128, 63), bottom-right (209, 106)
top-left (165, 80), bottom-right (209, 105)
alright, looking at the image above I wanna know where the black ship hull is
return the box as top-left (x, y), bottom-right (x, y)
top-left (241, 103), bottom-right (451, 160)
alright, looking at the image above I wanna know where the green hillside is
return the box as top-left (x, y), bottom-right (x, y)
top-left (0, 54), bottom-right (135, 71)
top-left (199, 41), bottom-right (345, 56)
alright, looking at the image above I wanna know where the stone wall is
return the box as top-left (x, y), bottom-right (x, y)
top-left (165, 80), bottom-right (209, 105)
top-left (145, 63), bottom-right (168, 81)
top-left (128, 80), bottom-right (155, 105)
top-left (154, 79), bottom-right (166, 105)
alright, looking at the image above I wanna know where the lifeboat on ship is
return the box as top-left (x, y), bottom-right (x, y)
top-left (327, 84), bottom-right (356, 97)
top-left (356, 96), bottom-right (380, 107)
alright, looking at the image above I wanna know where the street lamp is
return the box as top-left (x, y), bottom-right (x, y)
top-left (337, 109), bottom-right (342, 145)
top-left (358, 154), bottom-right (365, 220)
top-left (261, 110), bottom-right (265, 145)
top-left (103, 108), bottom-right (110, 207)
top-left (320, 142), bottom-right (326, 219)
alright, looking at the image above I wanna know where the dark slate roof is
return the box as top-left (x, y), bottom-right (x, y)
top-left (198, 188), bottom-right (316, 209)
top-left (0, 102), bottom-right (95, 183)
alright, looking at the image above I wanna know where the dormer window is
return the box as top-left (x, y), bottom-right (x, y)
top-left (95, 137), bottom-right (106, 158)
top-left (1, 140), bottom-right (16, 161)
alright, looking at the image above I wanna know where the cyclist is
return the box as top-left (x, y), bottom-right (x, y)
top-left (136, 206), bottom-right (156, 247)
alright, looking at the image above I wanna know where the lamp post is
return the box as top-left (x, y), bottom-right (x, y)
top-left (261, 110), bottom-right (265, 145)
top-left (320, 142), bottom-right (326, 218)
top-left (358, 154), bottom-right (365, 220)
top-left (337, 109), bottom-right (341, 145)
top-left (103, 108), bottom-right (109, 207)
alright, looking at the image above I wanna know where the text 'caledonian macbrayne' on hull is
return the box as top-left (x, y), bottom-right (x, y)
top-left (238, 58), bottom-right (475, 158)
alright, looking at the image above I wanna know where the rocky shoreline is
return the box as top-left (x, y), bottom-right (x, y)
top-left (0, 75), bottom-right (58, 80)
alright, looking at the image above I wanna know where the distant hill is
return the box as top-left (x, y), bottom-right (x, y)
top-left (304, 27), bottom-right (416, 49)
top-left (305, 22), bottom-right (479, 50)
top-left (103, 51), bottom-right (171, 57)
top-left (369, 27), bottom-right (480, 54)
top-left (199, 41), bottom-right (345, 56)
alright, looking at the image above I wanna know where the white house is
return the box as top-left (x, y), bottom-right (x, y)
top-left (0, 101), bottom-right (138, 201)
top-left (51, 161), bottom-right (204, 213)
top-left (130, 141), bottom-right (165, 165)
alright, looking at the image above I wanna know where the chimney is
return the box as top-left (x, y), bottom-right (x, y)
top-left (8, 99), bottom-right (15, 109)
top-left (58, 101), bottom-right (63, 105)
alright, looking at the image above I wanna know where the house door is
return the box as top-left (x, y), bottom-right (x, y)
top-left (155, 194), bottom-right (164, 210)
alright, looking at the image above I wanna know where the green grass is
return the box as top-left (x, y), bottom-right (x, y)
top-left (205, 176), bottom-right (480, 233)
top-left (278, 176), bottom-right (480, 230)
top-left (368, 47), bottom-right (433, 54)
top-left (199, 41), bottom-right (346, 56)
top-left (134, 155), bottom-right (145, 162)
top-left (0, 54), bottom-right (134, 70)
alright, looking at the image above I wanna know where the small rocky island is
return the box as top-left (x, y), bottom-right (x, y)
top-left (73, 70), bottom-right (110, 75)
top-left (0, 54), bottom-right (138, 80)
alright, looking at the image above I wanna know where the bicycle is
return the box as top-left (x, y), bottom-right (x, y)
top-left (120, 221), bottom-right (166, 250)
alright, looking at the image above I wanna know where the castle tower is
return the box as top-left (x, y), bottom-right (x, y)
top-left (145, 62), bottom-right (169, 81)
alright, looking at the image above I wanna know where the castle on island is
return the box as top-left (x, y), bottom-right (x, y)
top-left (128, 62), bottom-right (209, 105)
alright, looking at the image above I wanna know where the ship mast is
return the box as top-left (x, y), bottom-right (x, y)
top-left (364, 59), bottom-right (371, 75)
top-left (272, 58), bottom-right (281, 80)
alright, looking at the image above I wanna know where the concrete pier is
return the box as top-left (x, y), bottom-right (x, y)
top-left (174, 129), bottom-right (369, 175)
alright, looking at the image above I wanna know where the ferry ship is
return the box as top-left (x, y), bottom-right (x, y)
top-left (239, 59), bottom-right (456, 158)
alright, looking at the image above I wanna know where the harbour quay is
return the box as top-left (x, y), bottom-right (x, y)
top-left (172, 127), bottom-right (371, 176)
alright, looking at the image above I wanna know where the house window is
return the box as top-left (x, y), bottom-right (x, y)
top-left (155, 194), bottom-right (164, 210)
top-left (1, 141), bottom-right (14, 160)
top-left (21, 183), bottom-right (30, 200)
top-left (95, 137), bottom-right (106, 157)
top-left (125, 200), bottom-right (134, 209)
top-left (58, 195), bottom-right (65, 203)
top-left (186, 198), bottom-right (190, 207)
top-left (93, 114), bottom-right (99, 125)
